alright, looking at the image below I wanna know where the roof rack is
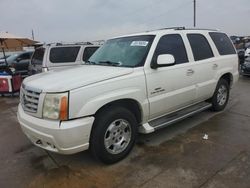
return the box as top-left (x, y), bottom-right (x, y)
top-left (184, 28), bottom-right (219, 31)
top-left (147, 27), bottom-right (218, 32)
top-left (46, 41), bottom-right (94, 46)
top-left (158, 27), bottom-right (186, 30)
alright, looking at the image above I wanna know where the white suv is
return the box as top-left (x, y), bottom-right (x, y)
top-left (29, 42), bottom-right (100, 74)
top-left (18, 28), bottom-right (239, 164)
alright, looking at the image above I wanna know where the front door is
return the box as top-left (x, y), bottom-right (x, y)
top-left (145, 34), bottom-right (196, 120)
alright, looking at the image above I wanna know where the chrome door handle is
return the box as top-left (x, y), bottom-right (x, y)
top-left (186, 69), bottom-right (194, 75)
top-left (213, 64), bottom-right (218, 69)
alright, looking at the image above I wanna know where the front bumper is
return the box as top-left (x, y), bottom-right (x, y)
top-left (17, 104), bottom-right (95, 154)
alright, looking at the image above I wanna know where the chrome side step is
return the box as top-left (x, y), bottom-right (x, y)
top-left (139, 102), bottom-right (212, 133)
top-left (150, 102), bottom-right (212, 130)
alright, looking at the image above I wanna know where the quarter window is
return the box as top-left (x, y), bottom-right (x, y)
top-left (153, 34), bottom-right (188, 65)
top-left (82, 47), bottom-right (99, 62)
top-left (187, 34), bottom-right (214, 61)
top-left (209, 32), bottom-right (236, 55)
top-left (50, 46), bottom-right (80, 63)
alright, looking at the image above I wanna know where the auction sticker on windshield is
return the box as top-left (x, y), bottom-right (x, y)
top-left (131, 41), bottom-right (149, 47)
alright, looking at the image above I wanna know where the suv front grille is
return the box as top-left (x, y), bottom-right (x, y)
top-left (21, 86), bottom-right (41, 113)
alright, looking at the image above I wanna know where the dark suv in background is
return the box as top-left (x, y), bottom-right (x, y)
top-left (0, 51), bottom-right (33, 77)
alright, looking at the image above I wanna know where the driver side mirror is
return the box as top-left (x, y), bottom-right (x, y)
top-left (157, 54), bottom-right (175, 66)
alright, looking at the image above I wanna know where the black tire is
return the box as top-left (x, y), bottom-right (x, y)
top-left (90, 106), bottom-right (137, 164)
top-left (211, 79), bottom-right (230, 111)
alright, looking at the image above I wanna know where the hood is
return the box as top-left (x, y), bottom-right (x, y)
top-left (23, 65), bottom-right (134, 92)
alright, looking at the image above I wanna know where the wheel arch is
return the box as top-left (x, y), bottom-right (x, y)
top-left (94, 98), bottom-right (143, 124)
top-left (219, 72), bottom-right (233, 88)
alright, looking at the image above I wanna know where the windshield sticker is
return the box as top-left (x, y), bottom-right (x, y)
top-left (130, 41), bottom-right (149, 47)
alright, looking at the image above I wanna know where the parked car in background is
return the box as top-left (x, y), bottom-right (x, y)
top-left (240, 56), bottom-right (250, 76)
top-left (237, 49), bottom-right (245, 64)
top-left (18, 28), bottom-right (238, 164)
top-left (0, 55), bottom-right (10, 60)
top-left (245, 47), bottom-right (250, 57)
top-left (29, 42), bottom-right (100, 75)
top-left (0, 51), bottom-right (33, 77)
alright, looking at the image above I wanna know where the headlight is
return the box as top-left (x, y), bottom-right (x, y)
top-left (43, 92), bottom-right (69, 120)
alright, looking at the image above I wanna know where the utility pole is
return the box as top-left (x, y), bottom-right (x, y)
top-left (193, 0), bottom-right (196, 27)
top-left (31, 29), bottom-right (34, 40)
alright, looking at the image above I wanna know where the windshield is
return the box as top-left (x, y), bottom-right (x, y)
top-left (88, 35), bottom-right (155, 67)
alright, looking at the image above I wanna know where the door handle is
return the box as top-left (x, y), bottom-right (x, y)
top-left (186, 69), bottom-right (194, 75)
top-left (212, 64), bottom-right (218, 69)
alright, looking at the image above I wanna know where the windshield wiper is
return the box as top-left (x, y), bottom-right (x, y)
top-left (98, 61), bottom-right (121, 66)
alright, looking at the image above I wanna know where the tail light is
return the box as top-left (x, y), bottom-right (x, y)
top-left (0, 78), bottom-right (9, 92)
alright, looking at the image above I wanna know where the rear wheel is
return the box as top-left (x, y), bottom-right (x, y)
top-left (90, 106), bottom-right (137, 164)
top-left (211, 79), bottom-right (230, 111)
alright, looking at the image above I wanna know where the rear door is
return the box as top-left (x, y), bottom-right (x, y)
top-left (145, 34), bottom-right (196, 119)
top-left (186, 33), bottom-right (216, 102)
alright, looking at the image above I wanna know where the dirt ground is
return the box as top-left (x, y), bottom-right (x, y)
top-left (0, 76), bottom-right (250, 188)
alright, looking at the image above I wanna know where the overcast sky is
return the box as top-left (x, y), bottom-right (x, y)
top-left (0, 0), bottom-right (249, 43)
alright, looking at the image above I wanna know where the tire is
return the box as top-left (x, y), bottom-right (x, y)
top-left (211, 79), bottom-right (230, 111)
top-left (90, 106), bottom-right (137, 164)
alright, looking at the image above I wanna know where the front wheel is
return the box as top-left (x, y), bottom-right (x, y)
top-left (90, 106), bottom-right (137, 164)
top-left (211, 79), bottom-right (230, 111)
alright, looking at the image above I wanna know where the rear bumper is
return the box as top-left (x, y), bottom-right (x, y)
top-left (17, 104), bottom-right (95, 154)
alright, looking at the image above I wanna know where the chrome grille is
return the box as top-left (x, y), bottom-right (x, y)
top-left (21, 85), bottom-right (41, 113)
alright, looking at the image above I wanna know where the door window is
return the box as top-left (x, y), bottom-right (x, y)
top-left (152, 34), bottom-right (188, 65)
top-left (18, 53), bottom-right (30, 61)
top-left (187, 34), bottom-right (214, 61)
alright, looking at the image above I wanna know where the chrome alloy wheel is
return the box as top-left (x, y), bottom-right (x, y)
top-left (104, 119), bottom-right (131, 154)
top-left (217, 85), bottom-right (228, 106)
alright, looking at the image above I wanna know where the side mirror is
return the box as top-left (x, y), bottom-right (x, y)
top-left (157, 54), bottom-right (175, 66)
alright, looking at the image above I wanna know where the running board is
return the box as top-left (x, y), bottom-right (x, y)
top-left (139, 102), bottom-right (212, 134)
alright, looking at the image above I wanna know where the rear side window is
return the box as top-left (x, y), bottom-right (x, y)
top-left (18, 53), bottom-right (31, 60)
top-left (82, 47), bottom-right (99, 62)
top-left (50, 46), bottom-right (80, 63)
top-left (31, 48), bottom-right (45, 65)
top-left (187, 34), bottom-right (214, 61)
top-left (209, 32), bottom-right (236, 55)
top-left (153, 34), bottom-right (188, 64)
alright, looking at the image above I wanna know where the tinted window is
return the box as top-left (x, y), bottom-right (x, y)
top-left (187, 34), bottom-right (214, 61)
top-left (18, 53), bottom-right (31, 60)
top-left (153, 34), bottom-right (188, 64)
top-left (31, 48), bottom-right (45, 65)
top-left (209, 32), bottom-right (236, 55)
top-left (50, 46), bottom-right (80, 63)
top-left (82, 47), bottom-right (99, 61)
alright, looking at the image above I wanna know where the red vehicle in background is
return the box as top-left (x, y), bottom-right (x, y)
top-left (0, 65), bottom-right (22, 96)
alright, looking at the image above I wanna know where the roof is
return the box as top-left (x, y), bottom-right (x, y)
top-left (111, 27), bottom-right (221, 39)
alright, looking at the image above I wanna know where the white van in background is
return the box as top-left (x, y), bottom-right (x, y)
top-left (29, 42), bottom-right (100, 75)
